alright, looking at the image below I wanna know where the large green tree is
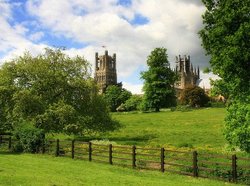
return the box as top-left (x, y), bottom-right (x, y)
top-left (141, 48), bottom-right (178, 112)
top-left (199, 0), bottom-right (250, 152)
top-left (0, 48), bottom-right (119, 135)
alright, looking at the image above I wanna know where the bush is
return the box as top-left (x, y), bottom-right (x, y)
top-left (13, 125), bottom-right (45, 153)
top-left (179, 86), bottom-right (210, 107)
top-left (122, 95), bottom-right (143, 111)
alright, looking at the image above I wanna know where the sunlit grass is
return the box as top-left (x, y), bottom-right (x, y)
top-left (105, 108), bottom-right (227, 150)
top-left (0, 152), bottom-right (240, 186)
top-left (48, 108), bottom-right (229, 153)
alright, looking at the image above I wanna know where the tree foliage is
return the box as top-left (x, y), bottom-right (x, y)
top-left (118, 95), bottom-right (143, 112)
top-left (103, 85), bottom-right (132, 112)
top-left (180, 86), bottom-right (210, 107)
top-left (0, 48), bottom-right (119, 135)
top-left (225, 101), bottom-right (250, 152)
top-left (141, 48), bottom-right (178, 112)
top-left (199, 0), bottom-right (250, 152)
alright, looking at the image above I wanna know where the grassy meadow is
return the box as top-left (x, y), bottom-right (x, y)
top-left (71, 108), bottom-right (228, 153)
top-left (111, 108), bottom-right (226, 148)
top-left (0, 152), bottom-right (240, 186)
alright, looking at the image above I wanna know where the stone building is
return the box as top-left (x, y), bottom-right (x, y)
top-left (94, 50), bottom-right (118, 93)
top-left (175, 55), bottom-right (200, 90)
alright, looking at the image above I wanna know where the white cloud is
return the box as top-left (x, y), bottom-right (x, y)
top-left (123, 82), bottom-right (143, 94)
top-left (29, 31), bottom-right (44, 41)
top-left (0, 0), bottom-right (216, 94)
top-left (24, 0), bottom-right (206, 78)
top-left (0, 1), bottom-right (11, 19)
top-left (198, 72), bottom-right (220, 90)
top-left (0, 2), bottom-right (50, 64)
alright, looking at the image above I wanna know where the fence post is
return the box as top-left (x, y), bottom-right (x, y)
top-left (8, 136), bottom-right (12, 150)
top-left (109, 144), bottom-right (113, 165)
top-left (55, 139), bottom-right (59, 157)
top-left (0, 135), bottom-right (2, 144)
top-left (232, 154), bottom-right (237, 183)
top-left (161, 148), bottom-right (165, 172)
top-left (132, 145), bottom-right (136, 168)
top-left (71, 140), bottom-right (75, 159)
top-left (193, 151), bottom-right (198, 177)
top-left (89, 142), bottom-right (92, 161)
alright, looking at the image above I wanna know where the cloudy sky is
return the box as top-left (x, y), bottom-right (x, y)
top-left (0, 0), bottom-right (216, 94)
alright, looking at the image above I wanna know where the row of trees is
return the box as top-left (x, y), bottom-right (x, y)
top-left (103, 48), bottom-right (210, 112)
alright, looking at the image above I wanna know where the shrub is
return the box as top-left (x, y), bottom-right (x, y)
top-left (179, 86), bottom-right (210, 107)
top-left (13, 125), bottom-right (45, 153)
top-left (122, 95), bottom-right (143, 111)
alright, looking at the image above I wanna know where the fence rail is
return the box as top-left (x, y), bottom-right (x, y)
top-left (0, 136), bottom-right (249, 185)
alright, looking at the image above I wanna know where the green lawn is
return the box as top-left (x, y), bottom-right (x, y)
top-left (50, 108), bottom-right (228, 152)
top-left (99, 108), bottom-right (227, 151)
top-left (0, 152), bottom-right (240, 186)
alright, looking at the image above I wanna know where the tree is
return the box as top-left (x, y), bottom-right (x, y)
top-left (103, 85), bottom-right (132, 112)
top-left (0, 48), bottom-right (119, 135)
top-left (199, 0), bottom-right (250, 152)
top-left (141, 48), bottom-right (178, 112)
top-left (179, 86), bottom-right (210, 107)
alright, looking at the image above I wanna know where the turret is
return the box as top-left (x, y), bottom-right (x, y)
top-left (95, 52), bottom-right (99, 70)
top-left (113, 53), bottom-right (116, 70)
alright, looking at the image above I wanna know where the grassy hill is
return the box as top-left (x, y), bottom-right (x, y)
top-left (96, 108), bottom-right (227, 152)
top-left (0, 152), bottom-right (239, 186)
top-left (50, 108), bottom-right (231, 153)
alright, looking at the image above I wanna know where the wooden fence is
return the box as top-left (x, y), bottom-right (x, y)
top-left (1, 136), bottom-right (249, 184)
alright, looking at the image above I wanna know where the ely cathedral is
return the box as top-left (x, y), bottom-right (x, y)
top-left (94, 50), bottom-right (200, 93)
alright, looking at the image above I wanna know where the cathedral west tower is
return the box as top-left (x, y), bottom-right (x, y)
top-left (94, 50), bottom-right (117, 93)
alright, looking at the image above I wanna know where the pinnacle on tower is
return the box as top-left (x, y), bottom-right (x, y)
top-left (198, 66), bottom-right (200, 78)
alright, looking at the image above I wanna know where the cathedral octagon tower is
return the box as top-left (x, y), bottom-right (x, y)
top-left (94, 50), bottom-right (117, 93)
top-left (175, 55), bottom-right (200, 90)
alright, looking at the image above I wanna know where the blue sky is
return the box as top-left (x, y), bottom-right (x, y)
top-left (0, 0), bottom-right (215, 93)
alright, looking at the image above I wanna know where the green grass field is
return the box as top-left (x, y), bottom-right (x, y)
top-left (0, 152), bottom-right (240, 186)
top-left (84, 108), bottom-right (227, 152)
